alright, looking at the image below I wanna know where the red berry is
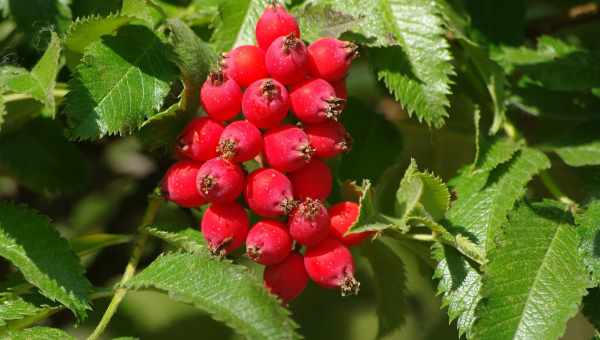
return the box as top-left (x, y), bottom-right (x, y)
top-left (196, 158), bottom-right (245, 203)
top-left (201, 202), bottom-right (249, 256)
top-left (176, 117), bottom-right (224, 161)
top-left (263, 124), bottom-right (314, 173)
top-left (304, 238), bottom-right (360, 295)
top-left (288, 198), bottom-right (329, 246)
top-left (329, 202), bottom-right (373, 246)
top-left (264, 252), bottom-right (308, 303)
top-left (290, 79), bottom-right (345, 124)
top-left (255, 3), bottom-right (300, 50)
top-left (200, 71), bottom-right (242, 121)
top-left (331, 79), bottom-right (348, 100)
top-left (245, 168), bottom-right (297, 217)
top-left (217, 120), bottom-right (263, 163)
top-left (221, 45), bottom-right (268, 88)
top-left (289, 159), bottom-right (332, 200)
top-left (307, 38), bottom-right (358, 82)
top-left (265, 34), bottom-right (308, 85)
top-left (162, 161), bottom-right (205, 208)
top-left (246, 220), bottom-right (292, 265)
top-left (242, 79), bottom-right (289, 129)
top-left (306, 121), bottom-right (351, 158)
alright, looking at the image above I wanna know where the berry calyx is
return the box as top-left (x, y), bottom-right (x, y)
top-left (255, 3), bottom-right (300, 50)
top-left (304, 238), bottom-right (360, 295)
top-left (264, 252), bottom-right (308, 303)
top-left (217, 120), bottom-right (263, 162)
top-left (245, 168), bottom-right (297, 217)
top-left (242, 78), bottom-right (289, 129)
top-left (265, 34), bottom-right (308, 85)
top-left (288, 198), bottom-right (329, 246)
top-left (290, 79), bottom-right (345, 124)
top-left (200, 70), bottom-right (243, 121)
top-left (246, 220), bottom-right (292, 265)
top-left (289, 159), bottom-right (332, 200)
top-left (220, 45), bottom-right (268, 88)
top-left (307, 38), bottom-right (358, 82)
top-left (162, 161), bottom-right (206, 208)
top-left (306, 120), bottom-right (351, 158)
top-left (329, 201), bottom-right (373, 246)
top-left (175, 117), bottom-right (224, 161)
top-left (264, 124), bottom-right (314, 173)
top-left (201, 202), bottom-right (249, 256)
top-left (196, 158), bottom-right (245, 203)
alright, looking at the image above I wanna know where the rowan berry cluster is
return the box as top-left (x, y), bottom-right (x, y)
top-left (161, 2), bottom-right (372, 303)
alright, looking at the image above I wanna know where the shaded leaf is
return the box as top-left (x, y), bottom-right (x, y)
top-left (577, 200), bottom-right (600, 285)
top-left (66, 25), bottom-right (177, 140)
top-left (8, 0), bottom-right (71, 42)
top-left (361, 237), bottom-right (407, 337)
top-left (124, 252), bottom-right (300, 340)
top-left (464, 0), bottom-right (525, 46)
top-left (542, 124), bottom-right (600, 167)
top-left (0, 118), bottom-right (88, 195)
top-left (137, 103), bottom-right (188, 152)
top-left (473, 203), bottom-right (589, 340)
top-left (70, 233), bottom-right (133, 257)
top-left (582, 286), bottom-right (600, 330)
top-left (145, 223), bottom-right (207, 254)
top-left (0, 203), bottom-right (91, 320)
top-left (0, 293), bottom-right (57, 327)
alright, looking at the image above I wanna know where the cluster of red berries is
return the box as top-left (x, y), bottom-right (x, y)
top-left (161, 2), bottom-right (372, 303)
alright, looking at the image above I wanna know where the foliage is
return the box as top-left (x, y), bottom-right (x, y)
top-left (1, 0), bottom-right (600, 339)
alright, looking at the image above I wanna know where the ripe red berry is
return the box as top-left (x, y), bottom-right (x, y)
top-left (176, 117), bottom-right (224, 161)
top-left (201, 202), bottom-right (249, 256)
top-left (263, 124), bottom-right (314, 173)
top-left (264, 252), bottom-right (308, 303)
top-left (329, 201), bottom-right (373, 246)
top-left (307, 38), bottom-right (358, 82)
top-left (288, 198), bottom-right (329, 246)
top-left (245, 168), bottom-right (297, 217)
top-left (221, 45), bottom-right (268, 88)
top-left (304, 238), bottom-right (360, 295)
top-left (265, 34), bottom-right (308, 85)
top-left (306, 121), bottom-right (351, 158)
top-left (246, 220), bottom-right (292, 265)
top-left (217, 120), bottom-right (263, 163)
top-left (242, 78), bottom-right (289, 129)
top-left (289, 159), bottom-right (332, 200)
top-left (196, 158), bottom-right (245, 203)
top-left (331, 79), bottom-right (347, 100)
top-left (162, 161), bottom-right (206, 208)
top-left (290, 79), bottom-right (345, 123)
top-left (200, 70), bottom-right (242, 121)
top-left (255, 3), bottom-right (300, 50)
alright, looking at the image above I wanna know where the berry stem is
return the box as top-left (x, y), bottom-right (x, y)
top-left (87, 196), bottom-right (162, 340)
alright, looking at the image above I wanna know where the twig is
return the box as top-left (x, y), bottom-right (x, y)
top-left (87, 197), bottom-right (162, 340)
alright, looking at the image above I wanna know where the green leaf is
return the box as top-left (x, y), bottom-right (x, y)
top-left (66, 25), bottom-right (178, 140)
top-left (121, 0), bottom-right (164, 27)
top-left (577, 200), bottom-right (600, 285)
top-left (166, 19), bottom-right (218, 113)
top-left (361, 237), bottom-right (407, 337)
top-left (1, 327), bottom-right (75, 340)
top-left (70, 233), bottom-right (133, 257)
top-left (211, 0), bottom-right (269, 52)
top-left (124, 252), bottom-right (300, 340)
top-left (64, 14), bottom-right (133, 69)
top-left (145, 223), bottom-right (207, 254)
top-left (472, 203), bottom-right (589, 340)
top-left (542, 124), bottom-right (600, 167)
top-left (394, 160), bottom-right (450, 223)
top-left (497, 36), bottom-right (600, 91)
top-left (435, 147), bottom-right (550, 337)
top-left (0, 118), bottom-right (89, 195)
top-left (0, 32), bottom-right (61, 117)
top-left (0, 203), bottom-right (92, 320)
top-left (0, 293), bottom-right (57, 327)
top-left (345, 180), bottom-right (388, 234)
